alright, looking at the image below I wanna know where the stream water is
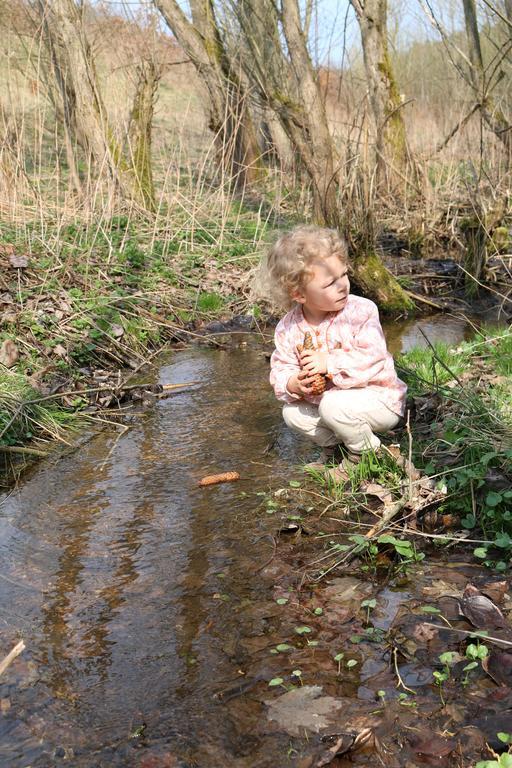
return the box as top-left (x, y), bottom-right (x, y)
top-left (0, 314), bottom-right (508, 767)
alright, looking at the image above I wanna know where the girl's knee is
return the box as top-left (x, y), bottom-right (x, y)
top-left (318, 390), bottom-right (350, 422)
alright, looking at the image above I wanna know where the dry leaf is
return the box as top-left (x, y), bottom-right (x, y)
top-left (408, 730), bottom-right (456, 763)
top-left (412, 622), bottom-right (439, 643)
top-left (53, 344), bottom-right (67, 358)
top-left (111, 323), bottom-right (124, 338)
top-left (266, 686), bottom-right (343, 736)
top-left (0, 339), bottom-right (19, 368)
top-left (459, 584), bottom-right (509, 630)
top-left (482, 650), bottom-right (512, 686)
top-left (9, 254), bottom-right (28, 269)
top-left (359, 481), bottom-right (393, 505)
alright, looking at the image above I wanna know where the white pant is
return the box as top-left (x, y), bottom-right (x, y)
top-left (282, 388), bottom-right (400, 453)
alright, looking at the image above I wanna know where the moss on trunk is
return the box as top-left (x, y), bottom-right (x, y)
top-left (350, 250), bottom-right (415, 313)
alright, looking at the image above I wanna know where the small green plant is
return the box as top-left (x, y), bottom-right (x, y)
top-left (433, 651), bottom-right (457, 705)
top-left (462, 642), bottom-right (488, 685)
top-left (361, 598), bottom-right (377, 624)
top-left (476, 754), bottom-right (512, 768)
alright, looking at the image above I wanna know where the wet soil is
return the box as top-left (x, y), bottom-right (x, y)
top-left (0, 319), bottom-right (510, 767)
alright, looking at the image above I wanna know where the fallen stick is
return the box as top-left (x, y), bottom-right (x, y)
top-left (427, 624), bottom-right (512, 649)
top-left (0, 640), bottom-right (25, 677)
top-left (1, 445), bottom-right (49, 457)
top-left (405, 291), bottom-right (446, 310)
top-left (341, 497), bottom-right (408, 567)
top-left (364, 497), bottom-right (407, 539)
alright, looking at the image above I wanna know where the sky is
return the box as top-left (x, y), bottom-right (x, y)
top-left (94, 0), bottom-right (467, 68)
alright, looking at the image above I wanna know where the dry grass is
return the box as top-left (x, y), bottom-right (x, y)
top-left (0, 2), bottom-right (510, 254)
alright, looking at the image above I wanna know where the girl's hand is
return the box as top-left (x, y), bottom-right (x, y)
top-left (299, 349), bottom-right (328, 375)
top-left (287, 370), bottom-right (318, 397)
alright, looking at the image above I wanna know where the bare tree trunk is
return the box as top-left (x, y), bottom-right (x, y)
top-left (36, 0), bottom-right (82, 194)
top-left (462, 0), bottom-right (512, 154)
top-left (349, 0), bottom-right (409, 182)
top-left (279, 0), bottom-right (339, 225)
top-left (154, 0), bottom-right (262, 188)
top-left (37, 0), bottom-right (121, 190)
top-left (126, 60), bottom-right (160, 212)
top-left (233, 0), bottom-right (340, 225)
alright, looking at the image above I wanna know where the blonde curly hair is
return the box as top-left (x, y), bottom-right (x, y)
top-left (254, 225), bottom-right (348, 311)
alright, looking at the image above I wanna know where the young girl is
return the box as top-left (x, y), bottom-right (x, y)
top-left (262, 226), bottom-right (407, 461)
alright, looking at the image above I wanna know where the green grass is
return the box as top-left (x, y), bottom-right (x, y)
top-left (397, 340), bottom-right (472, 395)
top-left (0, 368), bottom-right (79, 448)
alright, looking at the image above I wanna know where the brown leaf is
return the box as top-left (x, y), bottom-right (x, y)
top-left (460, 584), bottom-right (509, 630)
top-left (312, 729), bottom-right (375, 767)
top-left (482, 650), bottom-right (512, 687)
top-left (412, 622), bottom-right (439, 643)
top-left (359, 481), bottom-right (393, 505)
top-left (0, 339), bottom-right (19, 368)
top-left (266, 686), bottom-right (343, 736)
top-left (53, 344), bottom-right (67, 359)
top-left (408, 730), bottom-right (456, 763)
top-left (481, 580), bottom-right (509, 605)
top-left (9, 254), bottom-right (28, 269)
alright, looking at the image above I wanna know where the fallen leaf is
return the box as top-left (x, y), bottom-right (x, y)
top-left (459, 584), bottom-right (510, 630)
top-left (9, 254), bottom-right (28, 269)
top-left (482, 650), bottom-right (512, 686)
top-left (266, 685), bottom-right (343, 736)
top-left (359, 481), bottom-right (393, 505)
top-left (111, 323), bottom-right (124, 338)
top-left (422, 579), bottom-right (463, 601)
top-left (408, 730), bottom-right (456, 764)
top-left (53, 344), bottom-right (67, 359)
top-left (312, 729), bottom-right (375, 767)
top-left (481, 581), bottom-right (509, 605)
top-left (0, 339), bottom-right (19, 368)
top-left (412, 622), bottom-right (440, 643)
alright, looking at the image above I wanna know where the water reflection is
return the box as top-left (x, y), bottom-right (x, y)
top-left (383, 313), bottom-right (476, 355)
top-left (0, 343), bottom-right (300, 765)
top-left (0, 323), bottom-right (481, 766)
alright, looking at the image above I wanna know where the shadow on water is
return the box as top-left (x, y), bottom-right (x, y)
top-left (0, 315), bottom-right (498, 767)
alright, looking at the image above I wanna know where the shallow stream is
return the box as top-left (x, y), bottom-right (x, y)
top-left (0, 314), bottom-right (509, 767)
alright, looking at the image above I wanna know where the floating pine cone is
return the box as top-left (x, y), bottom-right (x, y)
top-left (198, 471), bottom-right (240, 487)
top-left (302, 331), bottom-right (326, 395)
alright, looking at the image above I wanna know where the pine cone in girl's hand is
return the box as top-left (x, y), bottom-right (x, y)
top-left (301, 331), bottom-right (326, 395)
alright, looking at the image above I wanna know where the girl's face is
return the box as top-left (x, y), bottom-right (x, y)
top-left (294, 255), bottom-right (350, 320)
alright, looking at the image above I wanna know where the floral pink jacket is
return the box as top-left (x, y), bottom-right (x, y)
top-left (270, 294), bottom-right (407, 415)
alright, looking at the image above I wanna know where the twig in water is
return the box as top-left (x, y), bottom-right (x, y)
top-left (428, 624), bottom-right (512, 648)
top-left (392, 647), bottom-right (416, 694)
top-left (0, 640), bottom-right (25, 677)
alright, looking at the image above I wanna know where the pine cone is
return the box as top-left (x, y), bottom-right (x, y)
top-left (198, 471), bottom-right (240, 487)
top-left (302, 331), bottom-right (326, 395)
